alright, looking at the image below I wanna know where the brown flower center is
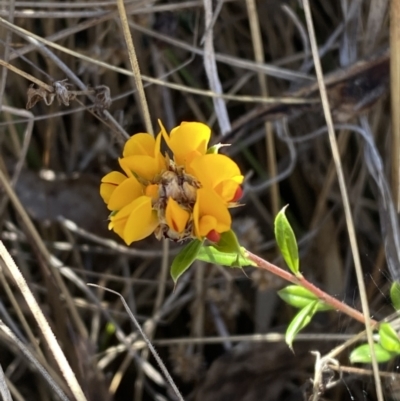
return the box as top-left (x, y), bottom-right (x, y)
top-left (152, 161), bottom-right (201, 241)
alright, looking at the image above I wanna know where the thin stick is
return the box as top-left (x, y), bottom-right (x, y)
top-left (0, 58), bottom-right (53, 91)
top-left (0, 318), bottom-right (70, 401)
top-left (390, 0), bottom-right (400, 210)
top-left (203, 0), bottom-right (231, 135)
top-left (0, 17), bottom-right (312, 105)
top-left (301, 1), bottom-right (383, 400)
top-left (0, 0), bottom-right (14, 112)
top-left (245, 0), bottom-right (279, 217)
top-left (0, 361), bottom-right (12, 401)
top-left (87, 284), bottom-right (184, 401)
top-left (116, 0), bottom-right (153, 135)
top-left (134, 239), bottom-right (170, 401)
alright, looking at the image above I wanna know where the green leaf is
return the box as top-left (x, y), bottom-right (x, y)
top-left (379, 323), bottom-right (400, 352)
top-left (278, 285), bottom-right (333, 311)
top-left (213, 229), bottom-right (242, 254)
top-left (170, 239), bottom-right (203, 283)
top-left (196, 246), bottom-right (255, 267)
top-left (390, 282), bottom-right (400, 311)
top-left (274, 206), bottom-right (300, 275)
top-left (206, 143), bottom-right (226, 154)
top-left (350, 343), bottom-right (397, 364)
top-left (285, 300), bottom-right (318, 349)
top-left (105, 322), bottom-right (116, 336)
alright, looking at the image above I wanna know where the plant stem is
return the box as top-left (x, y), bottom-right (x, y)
top-left (245, 250), bottom-right (377, 326)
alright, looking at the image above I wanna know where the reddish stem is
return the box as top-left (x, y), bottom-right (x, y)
top-left (246, 250), bottom-right (377, 326)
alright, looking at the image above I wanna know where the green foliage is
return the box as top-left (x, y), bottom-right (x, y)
top-left (274, 206), bottom-right (300, 275)
top-left (206, 143), bottom-right (225, 154)
top-left (274, 207), bottom-right (325, 347)
top-left (285, 300), bottom-right (319, 349)
top-left (212, 229), bottom-right (242, 254)
top-left (390, 282), bottom-right (400, 311)
top-left (196, 245), bottom-right (255, 267)
top-left (170, 239), bottom-right (203, 283)
top-left (350, 322), bottom-right (400, 364)
top-left (379, 323), bottom-right (400, 352)
top-left (196, 229), bottom-right (254, 267)
top-left (350, 343), bottom-right (396, 364)
top-left (170, 230), bottom-right (251, 283)
top-left (278, 285), bottom-right (333, 311)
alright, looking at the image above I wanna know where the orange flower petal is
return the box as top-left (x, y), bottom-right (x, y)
top-left (100, 171), bottom-right (128, 203)
top-left (197, 215), bottom-right (217, 237)
top-left (190, 154), bottom-right (243, 202)
top-left (109, 201), bottom-right (138, 239)
top-left (145, 184), bottom-right (159, 201)
top-left (101, 171), bottom-right (127, 185)
top-left (109, 217), bottom-right (126, 239)
top-left (107, 176), bottom-right (144, 210)
top-left (154, 132), bottom-right (165, 171)
top-left (123, 133), bottom-right (156, 157)
top-left (214, 179), bottom-right (242, 203)
top-left (190, 154), bottom-right (243, 186)
top-left (165, 198), bottom-right (190, 233)
top-left (119, 155), bottom-right (160, 181)
top-left (110, 196), bottom-right (157, 243)
top-left (193, 188), bottom-right (231, 239)
top-left (159, 119), bottom-right (171, 150)
top-left (123, 196), bottom-right (159, 244)
top-left (159, 120), bottom-right (211, 166)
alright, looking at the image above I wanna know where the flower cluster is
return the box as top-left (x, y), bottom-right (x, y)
top-left (100, 121), bottom-right (243, 245)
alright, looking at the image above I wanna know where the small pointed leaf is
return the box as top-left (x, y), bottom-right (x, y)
top-left (274, 206), bottom-right (300, 275)
top-left (171, 239), bottom-right (203, 283)
top-left (213, 229), bottom-right (242, 254)
top-left (390, 282), bottom-right (400, 311)
top-left (350, 343), bottom-right (396, 364)
top-left (379, 323), bottom-right (400, 352)
top-left (278, 285), bottom-right (333, 311)
top-left (196, 246), bottom-right (255, 267)
top-left (207, 143), bottom-right (227, 154)
top-left (285, 300), bottom-right (318, 349)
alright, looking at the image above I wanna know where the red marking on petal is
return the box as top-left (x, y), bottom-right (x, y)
top-left (206, 229), bottom-right (220, 243)
top-left (231, 186), bottom-right (243, 202)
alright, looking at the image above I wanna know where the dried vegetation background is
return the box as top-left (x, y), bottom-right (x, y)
top-left (0, 1), bottom-right (396, 401)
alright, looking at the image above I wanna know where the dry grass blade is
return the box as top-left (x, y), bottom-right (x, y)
top-left (0, 362), bottom-right (12, 401)
top-left (116, 0), bottom-right (152, 135)
top-left (230, 48), bottom-right (389, 133)
top-left (202, 0), bottom-right (231, 135)
top-left (245, 0), bottom-right (279, 219)
top-left (390, 1), bottom-right (400, 210)
top-left (0, 58), bottom-right (53, 91)
top-left (301, 1), bottom-right (383, 400)
top-left (0, 318), bottom-right (70, 401)
top-left (0, 242), bottom-right (87, 401)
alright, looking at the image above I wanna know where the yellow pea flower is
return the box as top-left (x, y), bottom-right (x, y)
top-left (120, 132), bottom-right (165, 182)
top-left (193, 188), bottom-right (231, 242)
top-left (109, 196), bottom-right (159, 244)
top-left (100, 171), bottom-right (158, 245)
top-left (100, 171), bottom-right (128, 204)
top-left (159, 120), bottom-right (211, 168)
top-left (100, 121), bottom-right (243, 245)
top-left (189, 154), bottom-right (244, 203)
